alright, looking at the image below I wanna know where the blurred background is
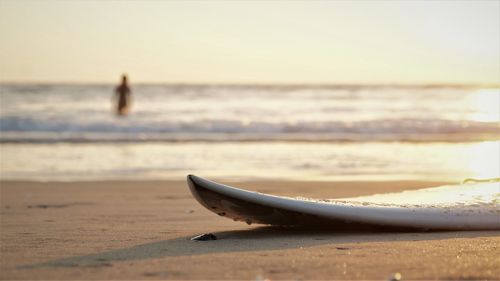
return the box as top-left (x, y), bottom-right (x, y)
top-left (0, 0), bottom-right (499, 182)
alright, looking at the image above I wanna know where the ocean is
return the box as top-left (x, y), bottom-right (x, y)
top-left (1, 83), bottom-right (499, 181)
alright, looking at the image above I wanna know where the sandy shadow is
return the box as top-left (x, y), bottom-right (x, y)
top-left (22, 227), bottom-right (499, 269)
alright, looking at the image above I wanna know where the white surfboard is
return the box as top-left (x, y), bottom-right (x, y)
top-left (187, 175), bottom-right (500, 230)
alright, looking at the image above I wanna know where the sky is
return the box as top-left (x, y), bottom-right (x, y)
top-left (0, 0), bottom-right (499, 84)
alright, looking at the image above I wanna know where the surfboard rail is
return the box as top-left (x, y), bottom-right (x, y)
top-left (187, 175), bottom-right (500, 230)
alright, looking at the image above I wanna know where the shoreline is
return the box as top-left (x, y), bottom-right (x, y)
top-left (3, 141), bottom-right (498, 184)
top-left (1, 179), bottom-right (499, 280)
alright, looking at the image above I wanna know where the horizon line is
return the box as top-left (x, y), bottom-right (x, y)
top-left (1, 80), bottom-right (499, 88)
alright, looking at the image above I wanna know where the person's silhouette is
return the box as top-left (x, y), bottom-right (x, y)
top-left (115, 74), bottom-right (131, 116)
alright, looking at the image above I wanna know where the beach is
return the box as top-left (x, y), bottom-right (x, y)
top-left (1, 1), bottom-right (499, 279)
top-left (1, 179), bottom-right (499, 280)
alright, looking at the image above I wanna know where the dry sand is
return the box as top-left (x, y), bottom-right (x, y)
top-left (1, 179), bottom-right (499, 280)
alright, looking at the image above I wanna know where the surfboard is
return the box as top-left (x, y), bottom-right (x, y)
top-left (187, 175), bottom-right (500, 230)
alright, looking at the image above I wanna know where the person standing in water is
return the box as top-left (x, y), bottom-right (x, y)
top-left (114, 74), bottom-right (131, 116)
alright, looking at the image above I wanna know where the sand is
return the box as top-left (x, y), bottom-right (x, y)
top-left (1, 179), bottom-right (499, 280)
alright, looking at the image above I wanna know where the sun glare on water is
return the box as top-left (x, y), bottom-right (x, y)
top-left (466, 89), bottom-right (500, 122)
top-left (463, 141), bottom-right (500, 180)
top-left (462, 90), bottom-right (500, 180)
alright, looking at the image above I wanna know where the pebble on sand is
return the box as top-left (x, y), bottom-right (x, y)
top-left (190, 233), bottom-right (218, 241)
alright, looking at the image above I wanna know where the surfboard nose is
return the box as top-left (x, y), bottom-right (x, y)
top-left (186, 174), bottom-right (198, 192)
top-left (186, 174), bottom-right (208, 208)
top-left (187, 175), bottom-right (203, 193)
top-left (186, 174), bottom-right (196, 183)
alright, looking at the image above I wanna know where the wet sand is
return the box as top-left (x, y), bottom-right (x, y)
top-left (1, 180), bottom-right (499, 280)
